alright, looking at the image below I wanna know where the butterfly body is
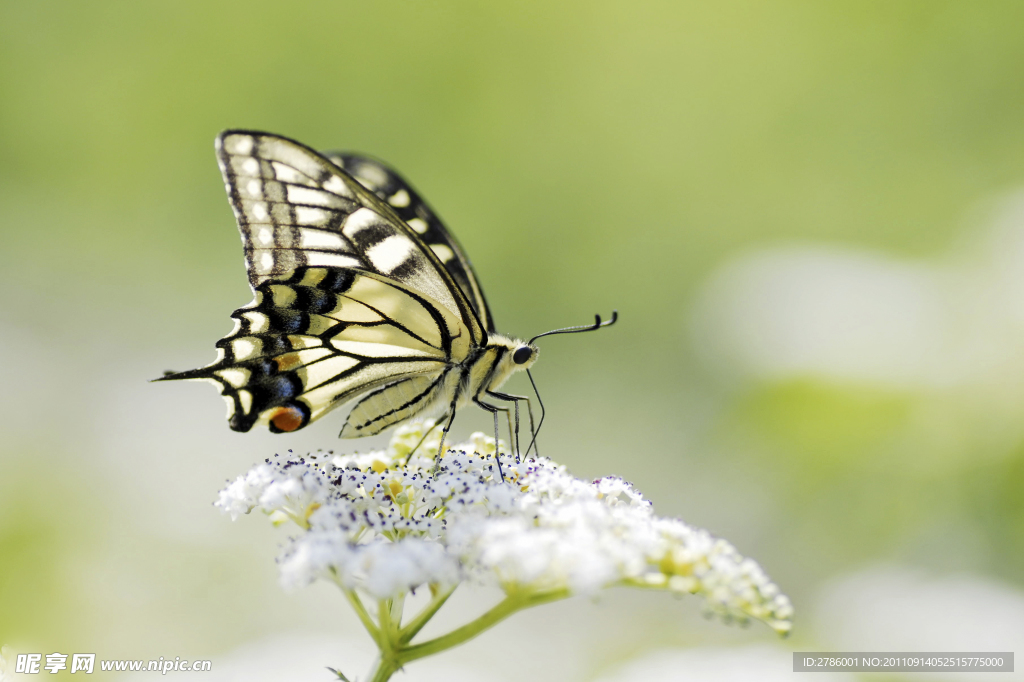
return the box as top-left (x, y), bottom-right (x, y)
top-left (161, 131), bottom-right (538, 446)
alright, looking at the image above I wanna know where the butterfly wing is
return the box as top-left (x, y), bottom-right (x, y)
top-left (160, 266), bottom-right (470, 434)
top-left (324, 152), bottom-right (496, 333)
top-left (215, 130), bottom-right (485, 343)
top-left (159, 129), bottom-right (486, 434)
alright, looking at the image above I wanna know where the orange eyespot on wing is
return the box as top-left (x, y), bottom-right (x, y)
top-left (268, 404), bottom-right (308, 433)
top-left (273, 352), bottom-right (305, 372)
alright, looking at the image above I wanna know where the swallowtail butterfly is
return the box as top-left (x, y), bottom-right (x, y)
top-left (159, 131), bottom-right (614, 468)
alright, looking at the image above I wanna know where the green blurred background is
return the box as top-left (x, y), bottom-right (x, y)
top-left (3, 1), bottom-right (1024, 680)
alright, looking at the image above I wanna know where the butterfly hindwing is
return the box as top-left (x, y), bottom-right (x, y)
top-left (162, 266), bottom-right (471, 434)
top-left (325, 152), bottom-right (495, 333)
top-left (215, 131), bottom-right (485, 344)
top-left (340, 372), bottom-right (455, 437)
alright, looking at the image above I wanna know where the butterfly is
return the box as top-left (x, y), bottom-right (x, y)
top-left (159, 131), bottom-right (615, 470)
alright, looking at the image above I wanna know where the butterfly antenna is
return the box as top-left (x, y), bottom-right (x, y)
top-left (528, 310), bottom-right (618, 345)
top-left (524, 311), bottom-right (618, 456)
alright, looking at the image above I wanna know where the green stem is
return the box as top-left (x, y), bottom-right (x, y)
top-left (366, 655), bottom-right (399, 682)
top-left (379, 598), bottom-right (394, 635)
top-left (367, 599), bottom-right (400, 682)
top-left (390, 594), bottom-right (406, 630)
top-left (339, 586), bottom-right (383, 649)
top-left (346, 583), bottom-right (570, 682)
top-left (399, 588), bottom-right (570, 664)
top-left (398, 585), bottom-right (457, 644)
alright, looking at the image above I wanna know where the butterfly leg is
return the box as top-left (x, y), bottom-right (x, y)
top-left (403, 418), bottom-right (445, 465)
top-left (492, 398), bottom-right (518, 460)
top-left (472, 397), bottom-right (510, 482)
top-left (433, 396), bottom-right (460, 477)
top-left (487, 391), bottom-right (536, 461)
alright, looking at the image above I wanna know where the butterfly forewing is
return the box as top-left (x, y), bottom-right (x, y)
top-left (216, 131), bottom-right (484, 343)
top-left (325, 152), bottom-right (495, 333)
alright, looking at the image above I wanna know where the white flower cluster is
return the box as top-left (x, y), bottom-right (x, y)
top-left (216, 421), bottom-right (793, 635)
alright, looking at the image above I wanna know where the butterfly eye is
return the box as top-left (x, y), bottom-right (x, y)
top-left (512, 346), bottom-right (533, 365)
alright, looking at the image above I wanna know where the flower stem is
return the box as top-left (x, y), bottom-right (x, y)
top-left (366, 599), bottom-right (401, 682)
top-left (366, 654), bottom-right (399, 682)
top-left (351, 586), bottom-right (570, 682)
top-left (378, 598), bottom-right (394, 635)
top-left (399, 585), bottom-right (457, 644)
top-left (399, 588), bottom-right (570, 664)
top-left (339, 585), bottom-right (383, 649)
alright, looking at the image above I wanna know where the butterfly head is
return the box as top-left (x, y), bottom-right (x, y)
top-left (491, 336), bottom-right (539, 372)
top-left (512, 343), bottom-right (538, 367)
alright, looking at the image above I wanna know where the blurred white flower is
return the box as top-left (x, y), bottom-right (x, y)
top-left (218, 422), bottom-right (792, 681)
top-left (218, 421), bottom-right (793, 634)
top-left (0, 645), bottom-right (12, 682)
top-left (816, 565), bottom-right (1024, 682)
top-left (691, 190), bottom-right (1024, 390)
top-left (692, 246), bottom-right (947, 387)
